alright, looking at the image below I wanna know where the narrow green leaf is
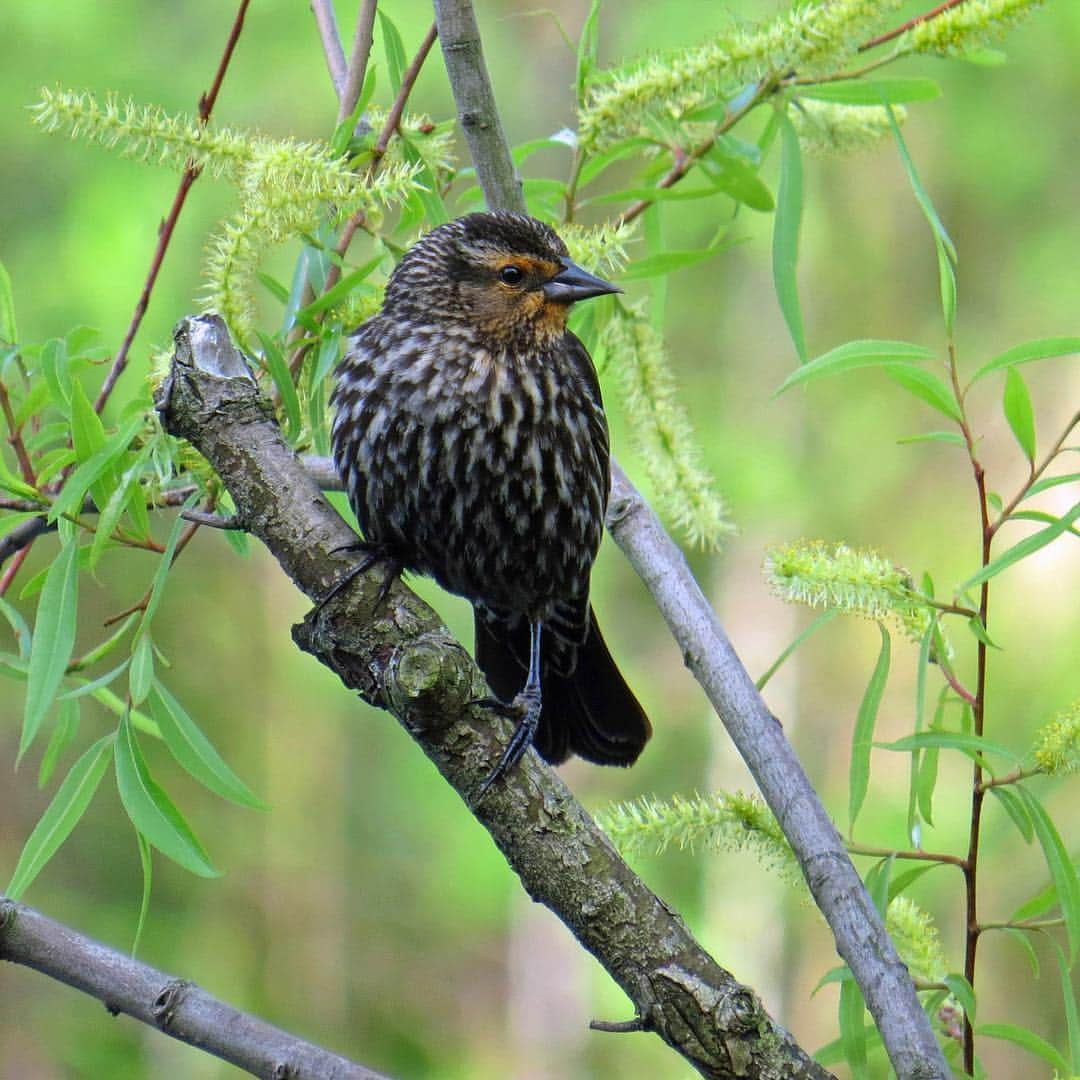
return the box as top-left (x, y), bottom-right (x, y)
top-left (698, 147), bottom-right (774, 211)
top-left (141, 497), bottom-right (198, 633)
top-left (970, 336), bottom-right (1080, 385)
top-left (977, 1023), bottom-right (1070, 1076)
top-left (1052, 941), bottom-right (1080, 1074)
top-left (936, 235), bottom-right (957, 334)
top-left (59, 661), bottom-right (129, 702)
top-left (886, 365), bottom-right (961, 422)
top-left (1015, 786), bottom-right (1080, 961)
top-left (1003, 367), bottom-right (1037, 462)
top-left (21, 534), bottom-right (80, 760)
top-left (776, 340), bottom-right (934, 395)
top-left (989, 785), bottom-right (1033, 843)
top-left (114, 711), bottom-right (218, 877)
top-left (943, 973), bottom-right (976, 1021)
top-left (1000, 927), bottom-right (1040, 977)
top-left (799, 78), bottom-right (942, 106)
top-left (38, 697), bottom-right (80, 787)
top-left (256, 272), bottom-right (290, 305)
top-left (129, 632), bottom-right (154, 707)
top-left (865, 857), bottom-right (894, 916)
top-left (620, 246), bottom-right (728, 281)
top-left (6, 733), bottom-right (114, 899)
top-left (400, 137), bottom-right (450, 226)
top-left (0, 459), bottom-right (42, 500)
top-left (378, 11), bottom-right (407, 93)
top-left (0, 594), bottom-right (32, 659)
top-left (886, 104), bottom-right (956, 263)
top-left (878, 731), bottom-right (1019, 767)
top-left (1024, 472), bottom-right (1080, 499)
top-left (916, 746), bottom-right (939, 827)
top-left (132, 831), bottom-right (153, 958)
top-left (886, 863), bottom-right (942, 905)
top-left (896, 430), bottom-right (966, 446)
top-left (1012, 878), bottom-right (1059, 924)
top-left (89, 445), bottom-right (153, 569)
top-left (47, 415), bottom-right (143, 523)
top-left (577, 137), bottom-right (655, 188)
top-left (850, 624), bottom-right (890, 831)
top-left (966, 615), bottom-right (1001, 650)
top-left (958, 501), bottom-right (1080, 592)
top-left (298, 254), bottom-right (384, 319)
top-left (772, 109), bottom-right (807, 362)
top-left (838, 977), bottom-right (868, 1078)
top-left (68, 379), bottom-right (117, 511)
top-left (149, 683), bottom-right (267, 809)
top-left (40, 339), bottom-right (71, 417)
top-left (257, 332), bottom-right (301, 441)
top-left (909, 619), bottom-right (934, 832)
top-left (756, 609), bottom-right (839, 690)
top-left (576, 0), bottom-right (602, 103)
top-left (0, 258), bottom-right (17, 342)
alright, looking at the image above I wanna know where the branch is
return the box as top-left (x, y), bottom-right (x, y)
top-left (311, 0), bottom-right (348, 97)
top-left (429, 2), bottom-right (949, 1077)
top-left (432, 0), bottom-right (524, 213)
top-left (337, 0), bottom-right (378, 126)
top-left (0, 896), bottom-right (390, 1079)
top-left (157, 314), bottom-right (830, 1080)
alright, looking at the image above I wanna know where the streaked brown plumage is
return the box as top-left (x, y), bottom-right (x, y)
top-left (330, 211), bottom-right (650, 794)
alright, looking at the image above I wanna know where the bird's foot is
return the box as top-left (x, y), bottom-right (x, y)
top-left (473, 684), bottom-right (542, 804)
top-left (315, 540), bottom-right (401, 615)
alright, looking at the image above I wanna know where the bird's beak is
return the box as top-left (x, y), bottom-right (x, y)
top-left (542, 259), bottom-right (622, 304)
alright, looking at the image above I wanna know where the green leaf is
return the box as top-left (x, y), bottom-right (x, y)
top-left (977, 1023), bottom-right (1070, 1076)
top-left (989, 785), bottom-right (1033, 843)
top-left (970, 336), bottom-right (1080, 385)
top-left (896, 430), bottom-right (966, 446)
top-left (6, 733), bottom-right (114, 899)
top-left (1012, 878), bottom-right (1059, 924)
top-left (0, 258), bottom-right (17, 342)
top-left (47, 415), bottom-right (143, 523)
top-left (776, 340), bottom-right (935, 395)
top-left (799, 78), bottom-right (942, 106)
top-left (132, 831), bottom-right (153, 958)
top-left (256, 271), bottom-right (290, 305)
top-left (1015, 785), bottom-right (1080, 962)
top-left (1001, 927), bottom-right (1040, 977)
top-left (298, 254), bottom-right (384, 319)
top-left (378, 11), bottom-right (407, 93)
top-left (577, 137), bottom-right (655, 188)
top-left (838, 976), bottom-right (868, 1078)
top-left (40, 339), bottom-right (71, 417)
top-left (38, 696), bottom-right (80, 787)
top-left (0, 594), bottom-right (32, 659)
top-left (756, 609), bottom-right (839, 690)
top-left (698, 147), bottom-right (774, 211)
top-left (864, 856), bottom-right (894, 916)
top-left (0, 459), bottom-right (42, 500)
top-left (257, 332), bottom-right (301, 441)
top-left (850, 624), bottom-right (890, 831)
top-left (886, 103), bottom-right (956, 264)
top-left (1052, 941), bottom-right (1080, 1075)
top-left (958, 501), bottom-right (1080, 592)
top-left (886, 862), bottom-right (943, 905)
top-left (141, 497), bottom-right (198, 633)
top-left (878, 731), bottom-right (1020, 769)
top-left (620, 246), bottom-right (728, 281)
top-left (886, 364), bottom-right (961, 422)
top-left (966, 615), bottom-right (1001, 650)
top-left (936, 235), bottom-right (957, 335)
top-left (576, 0), bottom-right (602, 103)
top-left (149, 682), bottom-right (266, 809)
top-left (1024, 471), bottom-right (1080, 499)
top-left (943, 973), bottom-right (976, 1021)
top-left (89, 444), bottom-right (153, 570)
top-left (68, 379), bottom-right (118, 512)
top-left (129, 632), bottom-right (154, 706)
top-left (1003, 367), bottom-right (1037, 462)
top-left (773, 109), bottom-right (807, 362)
top-left (21, 534), bottom-right (80, 761)
top-left (114, 710), bottom-right (218, 877)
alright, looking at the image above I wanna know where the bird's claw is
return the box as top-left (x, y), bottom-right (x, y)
top-left (314, 541), bottom-right (401, 616)
top-left (472, 688), bottom-right (542, 805)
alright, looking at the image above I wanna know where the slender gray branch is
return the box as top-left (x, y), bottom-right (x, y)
top-left (0, 896), bottom-right (390, 1080)
top-left (157, 313), bottom-right (830, 1080)
top-left (337, 0), bottom-right (378, 125)
top-left (432, 0), bottom-right (524, 213)
top-left (311, 0), bottom-right (348, 98)
top-left (428, 2), bottom-right (949, 1077)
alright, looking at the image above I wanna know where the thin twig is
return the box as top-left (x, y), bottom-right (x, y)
top-left (311, 0), bottom-right (349, 97)
top-left (337, 0), bottom-right (378, 125)
top-left (848, 842), bottom-right (966, 868)
top-left (0, 380), bottom-right (36, 484)
top-left (92, 0), bottom-right (252, 415)
top-left (858, 0), bottom-right (969, 53)
top-left (977, 766), bottom-right (1041, 793)
top-left (0, 544), bottom-right (32, 597)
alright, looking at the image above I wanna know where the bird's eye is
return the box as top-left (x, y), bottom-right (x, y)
top-left (499, 265), bottom-right (525, 286)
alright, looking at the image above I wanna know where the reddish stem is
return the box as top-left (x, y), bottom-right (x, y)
top-left (858, 0), bottom-right (970, 53)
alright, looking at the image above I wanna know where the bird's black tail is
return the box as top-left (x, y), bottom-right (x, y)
top-left (474, 607), bottom-right (651, 767)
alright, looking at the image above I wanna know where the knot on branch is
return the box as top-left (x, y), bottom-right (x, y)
top-left (152, 978), bottom-right (194, 1029)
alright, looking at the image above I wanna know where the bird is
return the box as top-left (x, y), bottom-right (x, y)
top-left (330, 210), bottom-right (651, 797)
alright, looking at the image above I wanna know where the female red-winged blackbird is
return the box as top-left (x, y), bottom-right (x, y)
top-left (331, 211), bottom-right (650, 796)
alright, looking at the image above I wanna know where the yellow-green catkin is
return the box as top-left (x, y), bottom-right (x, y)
top-left (886, 896), bottom-right (948, 984)
top-left (578, 0), bottom-right (904, 150)
top-left (603, 307), bottom-right (732, 549)
top-left (901, 0), bottom-right (1044, 57)
top-left (792, 100), bottom-right (906, 156)
top-left (765, 540), bottom-right (932, 640)
top-left (1033, 701), bottom-right (1080, 777)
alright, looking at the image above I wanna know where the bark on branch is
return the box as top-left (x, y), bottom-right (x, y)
top-left (155, 313), bottom-right (829, 1080)
top-left (0, 896), bottom-right (389, 1079)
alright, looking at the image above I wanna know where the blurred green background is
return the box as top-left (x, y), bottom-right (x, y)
top-left (2, 2), bottom-right (1078, 1077)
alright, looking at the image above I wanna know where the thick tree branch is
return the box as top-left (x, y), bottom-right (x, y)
top-left (429, 2), bottom-right (949, 1077)
top-left (0, 896), bottom-right (389, 1079)
top-left (156, 313), bottom-right (829, 1080)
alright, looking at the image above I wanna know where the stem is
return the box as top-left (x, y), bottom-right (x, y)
top-left (0, 379), bottom-right (36, 484)
top-left (92, 0), bottom-right (252, 415)
top-left (847, 843), bottom-right (966, 868)
top-left (311, 0), bottom-right (348, 97)
top-left (858, 0), bottom-right (970, 53)
top-left (977, 766), bottom-right (1041, 793)
top-left (337, 0), bottom-right (378, 126)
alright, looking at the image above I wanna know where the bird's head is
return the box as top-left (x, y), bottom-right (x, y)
top-left (383, 212), bottom-right (621, 345)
